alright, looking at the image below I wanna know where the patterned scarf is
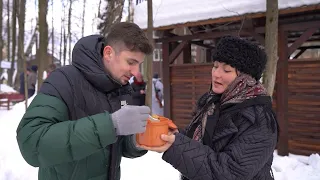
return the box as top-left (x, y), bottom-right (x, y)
top-left (192, 74), bottom-right (267, 141)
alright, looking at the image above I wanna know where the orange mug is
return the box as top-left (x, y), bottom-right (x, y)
top-left (136, 115), bottom-right (178, 147)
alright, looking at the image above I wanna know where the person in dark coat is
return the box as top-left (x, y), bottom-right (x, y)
top-left (131, 72), bottom-right (146, 106)
top-left (19, 68), bottom-right (32, 98)
top-left (19, 71), bottom-right (26, 95)
top-left (140, 35), bottom-right (279, 180)
top-left (16, 22), bottom-right (153, 180)
top-left (27, 65), bottom-right (38, 98)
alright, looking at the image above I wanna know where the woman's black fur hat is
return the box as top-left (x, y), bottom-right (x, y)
top-left (211, 35), bottom-right (267, 80)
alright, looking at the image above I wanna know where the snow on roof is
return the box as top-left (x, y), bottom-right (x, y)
top-left (134, 0), bottom-right (320, 29)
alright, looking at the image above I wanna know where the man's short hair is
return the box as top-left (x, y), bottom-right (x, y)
top-left (105, 22), bottom-right (153, 55)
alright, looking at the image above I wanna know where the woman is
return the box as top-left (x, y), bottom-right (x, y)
top-left (131, 72), bottom-right (146, 106)
top-left (140, 36), bottom-right (279, 180)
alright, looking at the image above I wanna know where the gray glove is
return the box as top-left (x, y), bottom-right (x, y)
top-left (111, 105), bottom-right (150, 136)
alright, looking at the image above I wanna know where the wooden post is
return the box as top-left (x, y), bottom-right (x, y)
top-left (162, 42), bottom-right (171, 118)
top-left (145, 0), bottom-right (153, 109)
top-left (263, 0), bottom-right (279, 97)
top-left (276, 28), bottom-right (289, 156)
top-left (183, 42), bottom-right (191, 64)
top-left (206, 49), bottom-right (212, 63)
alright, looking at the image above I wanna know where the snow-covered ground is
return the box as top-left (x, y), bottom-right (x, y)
top-left (0, 93), bottom-right (319, 180)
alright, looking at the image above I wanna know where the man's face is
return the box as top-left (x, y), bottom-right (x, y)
top-left (103, 45), bottom-right (145, 85)
top-left (135, 72), bottom-right (143, 82)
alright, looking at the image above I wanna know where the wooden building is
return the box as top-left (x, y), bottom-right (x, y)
top-left (134, 1), bottom-right (320, 156)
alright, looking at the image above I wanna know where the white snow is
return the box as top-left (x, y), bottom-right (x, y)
top-left (0, 96), bottom-right (319, 180)
top-left (134, 0), bottom-right (320, 29)
top-left (0, 84), bottom-right (17, 93)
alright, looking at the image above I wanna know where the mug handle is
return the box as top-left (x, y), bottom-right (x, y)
top-left (168, 120), bottom-right (178, 130)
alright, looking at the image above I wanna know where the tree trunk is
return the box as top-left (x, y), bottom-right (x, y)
top-left (81, 0), bottom-right (86, 37)
top-left (59, 19), bottom-right (63, 63)
top-left (18, 0), bottom-right (27, 109)
top-left (0, 0), bottom-right (3, 76)
top-left (63, 27), bottom-right (67, 66)
top-left (127, 0), bottom-right (134, 22)
top-left (51, 0), bottom-right (54, 62)
top-left (263, 0), bottom-right (279, 97)
top-left (17, 0), bottom-right (26, 101)
top-left (97, 0), bottom-right (102, 17)
top-left (67, 0), bottom-right (73, 64)
top-left (59, 1), bottom-right (66, 63)
top-left (24, 25), bottom-right (38, 58)
top-left (38, 0), bottom-right (49, 90)
top-left (145, 0), bottom-right (153, 109)
top-left (6, 0), bottom-right (11, 85)
top-left (8, 0), bottom-right (17, 86)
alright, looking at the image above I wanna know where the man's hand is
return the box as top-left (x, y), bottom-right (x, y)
top-left (111, 105), bottom-right (150, 136)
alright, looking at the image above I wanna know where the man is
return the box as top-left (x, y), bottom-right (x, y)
top-left (16, 22), bottom-right (153, 180)
top-left (27, 65), bottom-right (37, 98)
top-left (152, 73), bottom-right (164, 115)
top-left (131, 72), bottom-right (146, 106)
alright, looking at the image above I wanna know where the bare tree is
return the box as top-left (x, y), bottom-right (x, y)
top-left (37, 0), bottom-right (49, 89)
top-left (8, 0), bottom-right (17, 86)
top-left (6, 0), bottom-right (11, 83)
top-left (59, 18), bottom-right (63, 63)
top-left (263, 0), bottom-right (279, 97)
top-left (145, 0), bottom-right (153, 108)
top-left (17, 0), bottom-right (27, 75)
top-left (63, 27), bottom-right (67, 66)
top-left (0, 0), bottom-right (3, 76)
top-left (59, 0), bottom-right (66, 63)
top-left (51, 0), bottom-right (54, 62)
top-left (127, 0), bottom-right (134, 22)
top-left (81, 0), bottom-right (86, 37)
top-left (17, 0), bottom-right (27, 109)
top-left (24, 25), bottom-right (38, 58)
top-left (97, 0), bottom-right (102, 17)
top-left (67, 0), bottom-right (73, 64)
top-left (98, 0), bottom-right (125, 36)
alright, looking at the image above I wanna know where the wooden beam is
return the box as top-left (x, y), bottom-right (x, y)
top-left (169, 41), bottom-right (189, 64)
top-left (277, 29), bottom-right (289, 156)
top-left (191, 41), bottom-right (215, 49)
top-left (288, 37), bottom-right (320, 43)
top-left (155, 30), bottom-right (250, 43)
top-left (255, 21), bottom-right (320, 33)
top-left (298, 45), bottom-right (320, 49)
top-left (281, 21), bottom-right (320, 32)
top-left (293, 48), bottom-right (307, 59)
top-left (162, 42), bottom-right (171, 118)
top-left (288, 27), bottom-right (318, 55)
top-left (154, 29), bottom-right (174, 38)
top-left (251, 32), bottom-right (265, 46)
top-left (241, 19), bottom-right (266, 46)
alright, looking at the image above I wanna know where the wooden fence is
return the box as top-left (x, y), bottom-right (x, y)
top-left (169, 59), bottom-right (320, 155)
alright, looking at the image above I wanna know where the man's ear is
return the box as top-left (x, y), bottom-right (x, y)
top-left (103, 46), bottom-right (113, 61)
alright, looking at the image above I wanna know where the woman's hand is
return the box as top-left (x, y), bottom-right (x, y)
top-left (139, 131), bottom-right (176, 153)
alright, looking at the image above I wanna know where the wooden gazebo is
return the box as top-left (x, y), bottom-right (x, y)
top-left (135, 2), bottom-right (320, 156)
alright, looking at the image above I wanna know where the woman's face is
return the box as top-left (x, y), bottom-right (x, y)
top-left (211, 61), bottom-right (237, 94)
